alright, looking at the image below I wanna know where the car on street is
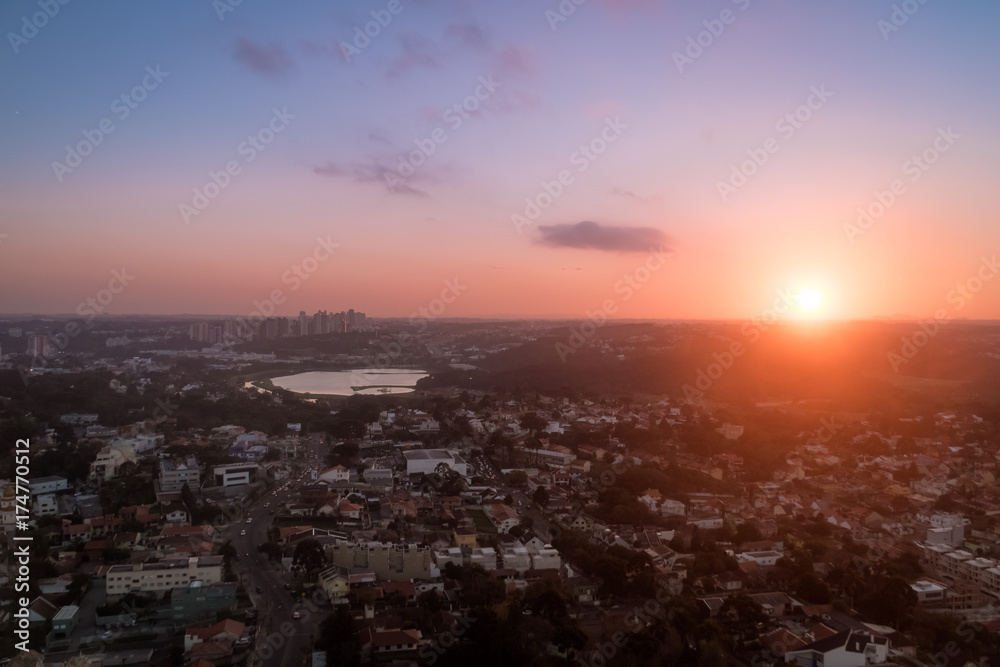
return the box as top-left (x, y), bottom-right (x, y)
top-left (292, 611), bottom-right (301, 619)
top-left (240, 530), bottom-right (246, 536)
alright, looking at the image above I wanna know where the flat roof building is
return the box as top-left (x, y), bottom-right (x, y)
top-left (402, 449), bottom-right (468, 476)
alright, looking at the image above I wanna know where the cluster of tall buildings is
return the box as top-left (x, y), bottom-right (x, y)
top-left (27, 333), bottom-right (53, 358)
top-left (298, 308), bottom-right (366, 335)
top-left (189, 309), bottom-right (367, 344)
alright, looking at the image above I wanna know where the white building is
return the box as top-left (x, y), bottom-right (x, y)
top-left (660, 499), bottom-right (686, 516)
top-left (33, 493), bottom-right (58, 517)
top-left (786, 630), bottom-right (888, 667)
top-left (522, 448), bottom-right (576, 467)
top-left (531, 547), bottom-right (561, 571)
top-left (432, 548), bottom-right (464, 570)
top-left (501, 545), bottom-right (531, 573)
top-left (910, 579), bottom-right (947, 604)
top-left (212, 463), bottom-right (258, 487)
top-left (737, 550), bottom-right (782, 567)
top-left (105, 556), bottom-right (223, 595)
top-left (319, 466), bottom-right (350, 483)
top-left (29, 476), bottom-right (68, 495)
top-left (402, 450), bottom-right (469, 476)
top-left (159, 457), bottom-right (200, 493)
top-left (469, 548), bottom-right (497, 571)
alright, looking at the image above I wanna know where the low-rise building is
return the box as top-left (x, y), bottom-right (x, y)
top-left (159, 457), bottom-right (200, 493)
top-left (105, 556), bottom-right (223, 595)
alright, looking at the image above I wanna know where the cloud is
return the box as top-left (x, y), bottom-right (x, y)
top-left (387, 32), bottom-right (440, 77)
top-left (494, 46), bottom-right (536, 78)
top-left (536, 221), bottom-right (669, 252)
top-left (234, 36), bottom-right (294, 79)
top-left (445, 23), bottom-right (490, 51)
top-left (314, 161), bottom-right (429, 197)
top-left (611, 187), bottom-right (662, 203)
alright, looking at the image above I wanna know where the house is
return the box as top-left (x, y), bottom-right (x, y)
top-left (318, 565), bottom-right (350, 599)
top-left (483, 503), bottom-right (520, 533)
top-left (639, 488), bottom-right (662, 513)
top-left (714, 571), bottom-right (743, 592)
top-left (338, 499), bottom-right (363, 520)
top-left (320, 466), bottom-right (351, 484)
top-left (120, 504), bottom-right (163, 526)
top-left (360, 627), bottom-right (425, 656)
top-left (453, 527), bottom-right (477, 548)
top-left (786, 630), bottom-right (889, 667)
top-left (46, 605), bottom-right (80, 650)
top-left (27, 597), bottom-right (60, 625)
top-left (382, 580), bottom-right (417, 602)
top-left (570, 576), bottom-right (598, 604)
top-left (164, 502), bottom-right (189, 524)
top-left (520, 532), bottom-right (547, 554)
top-left (184, 618), bottom-right (245, 652)
top-left (660, 498), bottom-right (687, 517)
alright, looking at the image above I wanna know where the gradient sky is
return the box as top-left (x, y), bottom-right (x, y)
top-left (2, 0), bottom-right (999, 320)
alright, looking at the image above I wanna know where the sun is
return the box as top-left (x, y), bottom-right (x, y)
top-left (797, 287), bottom-right (823, 312)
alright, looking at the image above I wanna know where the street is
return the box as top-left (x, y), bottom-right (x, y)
top-left (232, 439), bottom-right (327, 667)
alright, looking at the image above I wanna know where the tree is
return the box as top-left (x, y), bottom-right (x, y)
top-left (180, 482), bottom-right (196, 512)
top-left (532, 485), bottom-right (550, 508)
top-left (520, 412), bottom-right (547, 433)
top-left (506, 471), bottom-right (528, 488)
top-left (257, 542), bottom-right (283, 562)
top-left (292, 538), bottom-right (326, 577)
top-left (418, 590), bottom-right (443, 613)
top-left (315, 605), bottom-right (361, 667)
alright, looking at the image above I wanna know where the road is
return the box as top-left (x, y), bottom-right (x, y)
top-left (474, 452), bottom-right (552, 543)
top-left (232, 438), bottom-right (328, 667)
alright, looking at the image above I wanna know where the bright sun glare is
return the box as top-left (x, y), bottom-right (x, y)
top-left (797, 288), bottom-right (823, 312)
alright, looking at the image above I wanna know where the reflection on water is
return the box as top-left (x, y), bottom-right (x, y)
top-left (268, 369), bottom-right (428, 396)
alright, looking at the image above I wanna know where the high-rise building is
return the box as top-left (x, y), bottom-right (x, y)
top-left (299, 311), bottom-right (308, 337)
top-left (27, 334), bottom-right (49, 358)
top-left (189, 322), bottom-right (209, 342)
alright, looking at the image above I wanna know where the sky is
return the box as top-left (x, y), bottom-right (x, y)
top-left (1, 0), bottom-right (999, 321)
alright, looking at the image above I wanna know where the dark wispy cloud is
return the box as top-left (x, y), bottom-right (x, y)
top-left (314, 161), bottom-right (429, 197)
top-left (537, 221), bottom-right (669, 253)
top-left (387, 32), bottom-right (440, 77)
top-left (234, 36), bottom-right (295, 79)
top-left (367, 133), bottom-right (393, 146)
top-left (494, 46), bottom-right (536, 78)
top-left (611, 187), bottom-right (663, 203)
top-left (445, 23), bottom-right (490, 51)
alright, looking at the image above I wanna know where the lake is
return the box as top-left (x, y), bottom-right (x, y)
top-left (270, 368), bottom-right (428, 396)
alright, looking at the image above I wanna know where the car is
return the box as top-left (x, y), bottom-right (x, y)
top-left (101, 630), bottom-right (113, 639)
top-left (240, 530), bottom-right (246, 536)
top-left (292, 611), bottom-right (301, 619)
top-left (246, 517), bottom-right (252, 524)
